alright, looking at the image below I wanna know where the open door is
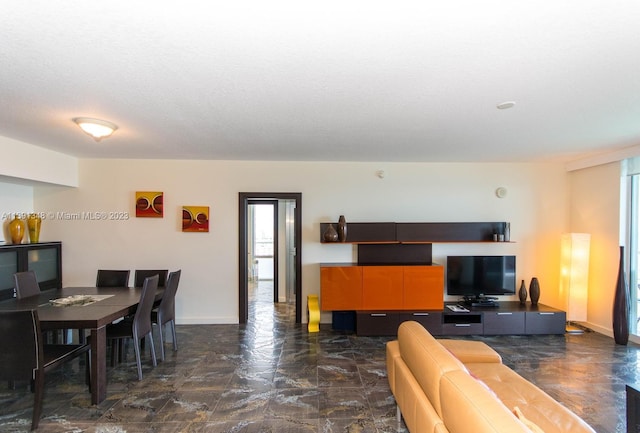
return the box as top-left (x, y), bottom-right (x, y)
top-left (239, 192), bottom-right (302, 324)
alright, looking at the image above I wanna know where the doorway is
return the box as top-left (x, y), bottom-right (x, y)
top-left (239, 192), bottom-right (302, 324)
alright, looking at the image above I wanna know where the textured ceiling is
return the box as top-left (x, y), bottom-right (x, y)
top-left (1, 1), bottom-right (640, 162)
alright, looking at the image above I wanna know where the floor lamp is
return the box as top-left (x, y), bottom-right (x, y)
top-left (560, 233), bottom-right (591, 334)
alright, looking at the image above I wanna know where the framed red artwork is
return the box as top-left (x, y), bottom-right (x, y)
top-left (182, 206), bottom-right (209, 232)
top-left (136, 192), bottom-right (163, 217)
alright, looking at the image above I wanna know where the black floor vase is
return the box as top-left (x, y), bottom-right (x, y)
top-left (613, 246), bottom-right (630, 345)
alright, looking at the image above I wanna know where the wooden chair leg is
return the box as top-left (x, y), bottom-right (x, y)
top-left (158, 322), bottom-right (166, 362)
top-left (133, 338), bottom-right (143, 381)
top-left (110, 340), bottom-right (118, 367)
top-left (148, 333), bottom-right (157, 367)
top-left (170, 320), bottom-right (178, 352)
top-left (118, 339), bottom-right (125, 363)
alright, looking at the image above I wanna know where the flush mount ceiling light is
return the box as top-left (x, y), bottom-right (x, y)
top-left (72, 117), bottom-right (118, 141)
top-left (496, 101), bottom-right (516, 110)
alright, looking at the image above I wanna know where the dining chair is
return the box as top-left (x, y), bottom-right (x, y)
top-left (134, 269), bottom-right (168, 288)
top-left (106, 275), bottom-right (158, 380)
top-left (0, 309), bottom-right (91, 430)
top-left (14, 270), bottom-right (73, 344)
top-left (96, 269), bottom-right (130, 287)
top-left (152, 269), bottom-right (181, 361)
top-left (14, 271), bottom-right (41, 299)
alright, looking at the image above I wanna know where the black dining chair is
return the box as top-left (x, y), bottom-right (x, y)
top-left (134, 269), bottom-right (168, 288)
top-left (96, 269), bottom-right (130, 287)
top-left (106, 275), bottom-right (158, 380)
top-left (14, 270), bottom-right (72, 344)
top-left (14, 271), bottom-right (41, 299)
top-left (0, 309), bottom-right (91, 430)
top-left (152, 269), bottom-right (181, 361)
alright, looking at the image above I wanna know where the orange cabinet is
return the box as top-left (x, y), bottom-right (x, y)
top-left (320, 264), bottom-right (444, 311)
top-left (320, 265), bottom-right (362, 310)
top-left (403, 266), bottom-right (444, 310)
top-left (362, 266), bottom-right (404, 310)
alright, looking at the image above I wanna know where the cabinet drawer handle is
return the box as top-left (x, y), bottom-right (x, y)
top-left (538, 312), bottom-right (555, 315)
top-left (370, 313), bottom-right (387, 317)
top-left (412, 312), bottom-right (430, 316)
top-left (455, 324), bottom-right (471, 327)
top-left (497, 312), bottom-right (513, 316)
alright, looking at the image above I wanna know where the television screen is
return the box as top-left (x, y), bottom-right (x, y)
top-left (447, 255), bottom-right (516, 296)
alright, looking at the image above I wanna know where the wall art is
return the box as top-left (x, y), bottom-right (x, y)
top-left (182, 205), bottom-right (209, 232)
top-left (136, 191), bottom-right (163, 217)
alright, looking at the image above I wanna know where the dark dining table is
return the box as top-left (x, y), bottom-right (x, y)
top-left (0, 286), bottom-right (163, 405)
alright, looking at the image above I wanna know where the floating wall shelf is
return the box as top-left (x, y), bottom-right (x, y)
top-left (320, 222), bottom-right (510, 244)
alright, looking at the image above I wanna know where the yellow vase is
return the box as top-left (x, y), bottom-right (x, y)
top-left (27, 213), bottom-right (42, 243)
top-left (9, 216), bottom-right (25, 244)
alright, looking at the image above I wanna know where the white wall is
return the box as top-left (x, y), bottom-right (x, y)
top-left (32, 158), bottom-right (569, 325)
top-left (568, 162), bottom-right (623, 337)
top-left (0, 135), bottom-right (78, 187)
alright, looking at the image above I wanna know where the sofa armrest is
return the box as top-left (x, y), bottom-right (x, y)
top-left (438, 339), bottom-right (502, 364)
top-left (386, 340), bottom-right (401, 394)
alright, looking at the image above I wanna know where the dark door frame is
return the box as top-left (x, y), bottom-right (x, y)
top-left (239, 192), bottom-right (302, 324)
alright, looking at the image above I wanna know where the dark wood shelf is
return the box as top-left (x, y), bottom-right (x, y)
top-left (320, 221), bottom-right (510, 244)
top-left (398, 241), bottom-right (515, 244)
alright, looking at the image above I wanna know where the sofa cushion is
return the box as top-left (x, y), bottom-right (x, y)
top-left (438, 339), bottom-right (503, 363)
top-left (466, 363), bottom-right (596, 433)
top-left (398, 321), bottom-right (468, 417)
top-left (514, 406), bottom-right (545, 433)
top-left (440, 370), bottom-right (530, 433)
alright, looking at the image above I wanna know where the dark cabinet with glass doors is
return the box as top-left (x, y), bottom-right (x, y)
top-left (0, 242), bottom-right (62, 301)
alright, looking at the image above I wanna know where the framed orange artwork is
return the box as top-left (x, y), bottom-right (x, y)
top-left (182, 206), bottom-right (209, 232)
top-left (136, 191), bottom-right (163, 217)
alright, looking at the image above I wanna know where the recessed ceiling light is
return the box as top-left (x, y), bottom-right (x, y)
top-left (497, 101), bottom-right (516, 110)
top-left (73, 117), bottom-right (118, 141)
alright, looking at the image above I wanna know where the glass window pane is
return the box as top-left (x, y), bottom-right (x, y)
top-left (28, 248), bottom-right (58, 282)
top-left (630, 175), bottom-right (639, 335)
top-left (0, 250), bottom-right (18, 291)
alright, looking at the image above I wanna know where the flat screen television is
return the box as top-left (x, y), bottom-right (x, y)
top-left (447, 255), bottom-right (516, 297)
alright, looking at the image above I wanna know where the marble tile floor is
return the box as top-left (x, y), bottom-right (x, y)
top-left (0, 283), bottom-right (635, 432)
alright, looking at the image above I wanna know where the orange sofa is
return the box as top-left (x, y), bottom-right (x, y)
top-left (386, 321), bottom-right (595, 433)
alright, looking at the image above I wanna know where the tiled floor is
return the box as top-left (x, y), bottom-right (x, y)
top-left (0, 282), bottom-right (634, 432)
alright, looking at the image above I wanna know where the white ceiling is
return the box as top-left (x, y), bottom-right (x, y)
top-left (2, 1), bottom-right (640, 163)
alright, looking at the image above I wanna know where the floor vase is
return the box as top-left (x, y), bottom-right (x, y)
top-left (613, 246), bottom-right (630, 345)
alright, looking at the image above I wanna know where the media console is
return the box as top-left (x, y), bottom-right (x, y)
top-left (318, 221), bottom-right (566, 337)
top-left (354, 302), bottom-right (566, 336)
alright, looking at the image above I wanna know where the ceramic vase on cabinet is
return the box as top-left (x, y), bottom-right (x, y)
top-left (338, 215), bottom-right (347, 242)
top-left (27, 213), bottom-right (42, 243)
top-left (613, 246), bottom-right (630, 345)
top-left (518, 280), bottom-right (527, 305)
top-left (529, 277), bottom-right (540, 305)
top-left (9, 215), bottom-right (25, 244)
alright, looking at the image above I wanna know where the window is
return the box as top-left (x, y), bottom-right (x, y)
top-left (626, 166), bottom-right (640, 335)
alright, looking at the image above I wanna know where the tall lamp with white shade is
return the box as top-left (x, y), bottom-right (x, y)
top-left (559, 233), bottom-right (591, 334)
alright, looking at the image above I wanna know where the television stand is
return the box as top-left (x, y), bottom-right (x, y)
top-left (462, 295), bottom-right (499, 308)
